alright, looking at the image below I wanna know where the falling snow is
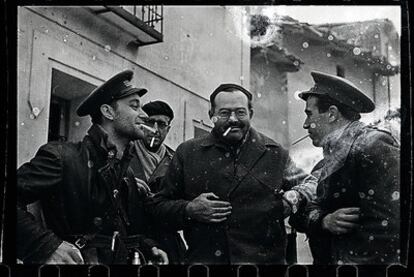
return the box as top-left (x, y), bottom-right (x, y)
top-left (391, 191), bottom-right (400, 201)
top-left (353, 47), bottom-right (361, 55)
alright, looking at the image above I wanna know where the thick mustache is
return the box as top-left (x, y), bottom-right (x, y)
top-left (226, 123), bottom-right (244, 129)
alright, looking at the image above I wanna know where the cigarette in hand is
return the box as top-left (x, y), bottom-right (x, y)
top-left (141, 124), bottom-right (157, 134)
top-left (223, 127), bottom-right (232, 137)
top-left (291, 134), bottom-right (309, 145)
top-left (150, 137), bottom-right (155, 147)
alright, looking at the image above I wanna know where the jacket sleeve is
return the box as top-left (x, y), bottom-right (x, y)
top-left (17, 143), bottom-right (64, 263)
top-left (282, 155), bottom-right (318, 208)
top-left (287, 159), bottom-right (325, 233)
top-left (289, 190), bottom-right (329, 234)
top-left (145, 145), bottom-right (190, 230)
top-left (354, 130), bottom-right (400, 233)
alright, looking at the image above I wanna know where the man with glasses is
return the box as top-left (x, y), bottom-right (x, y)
top-left (130, 100), bottom-right (186, 264)
top-left (147, 84), bottom-right (317, 264)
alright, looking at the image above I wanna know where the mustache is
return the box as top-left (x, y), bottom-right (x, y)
top-left (225, 122), bottom-right (245, 129)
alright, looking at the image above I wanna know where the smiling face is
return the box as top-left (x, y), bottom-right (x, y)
top-left (142, 114), bottom-right (171, 151)
top-left (303, 95), bottom-right (331, 147)
top-left (111, 94), bottom-right (148, 141)
top-left (210, 90), bottom-right (253, 143)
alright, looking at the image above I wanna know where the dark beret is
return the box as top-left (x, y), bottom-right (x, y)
top-left (299, 71), bottom-right (375, 113)
top-left (76, 70), bottom-right (148, 117)
top-left (142, 100), bottom-right (174, 121)
top-left (210, 83), bottom-right (253, 104)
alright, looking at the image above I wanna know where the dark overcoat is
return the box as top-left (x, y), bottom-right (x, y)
top-left (148, 128), bottom-right (314, 264)
top-left (17, 125), bottom-right (157, 264)
top-left (294, 121), bottom-right (400, 264)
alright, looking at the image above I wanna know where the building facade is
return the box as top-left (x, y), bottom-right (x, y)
top-left (17, 6), bottom-right (251, 167)
top-left (249, 14), bottom-right (400, 172)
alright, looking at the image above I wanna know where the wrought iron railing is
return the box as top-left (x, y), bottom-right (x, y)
top-left (121, 5), bottom-right (163, 35)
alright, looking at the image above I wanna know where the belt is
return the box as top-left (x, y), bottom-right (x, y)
top-left (66, 234), bottom-right (142, 250)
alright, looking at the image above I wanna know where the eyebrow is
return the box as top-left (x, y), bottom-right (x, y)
top-left (218, 107), bottom-right (247, 111)
top-left (129, 99), bottom-right (140, 105)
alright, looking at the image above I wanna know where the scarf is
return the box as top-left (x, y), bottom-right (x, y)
top-left (133, 139), bottom-right (167, 181)
top-left (317, 120), bottom-right (365, 182)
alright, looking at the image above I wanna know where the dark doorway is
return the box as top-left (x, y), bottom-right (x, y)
top-left (48, 96), bottom-right (69, 142)
top-left (48, 68), bottom-right (97, 142)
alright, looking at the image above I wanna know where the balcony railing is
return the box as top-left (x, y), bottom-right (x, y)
top-left (90, 5), bottom-right (164, 46)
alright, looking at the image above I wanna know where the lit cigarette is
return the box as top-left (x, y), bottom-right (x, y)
top-left (223, 127), bottom-right (232, 137)
top-left (291, 134), bottom-right (310, 145)
top-left (150, 137), bottom-right (155, 147)
top-left (141, 124), bottom-right (156, 133)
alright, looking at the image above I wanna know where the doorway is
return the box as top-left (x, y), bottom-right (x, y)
top-left (48, 68), bottom-right (97, 142)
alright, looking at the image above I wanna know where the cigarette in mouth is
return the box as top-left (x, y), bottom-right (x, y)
top-left (150, 137), bottom-right (155, 147)
top-left (223, 127), bottom-right (232, 137)
top-left (291, 134), bottom-right (310, 146)
top-left (141, 124), bottom-right (157, 134)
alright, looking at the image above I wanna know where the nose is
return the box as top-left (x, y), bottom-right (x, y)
top-left (137, 108), bottom-right (148, 123)
top-left (228, 111), bottom-right (238, 122)
top-left (138, 108), bottom-right (148, 118)
top-left (153, 122), bottom-right (161, 134)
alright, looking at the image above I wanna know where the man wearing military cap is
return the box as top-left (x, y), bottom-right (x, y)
top-left (129, 100), bottom-right (186, 264)
top-left (293, 71), bottom-right (400, 264)
top-left (147, 83), bottom-right (317, 264)
top-left (17, 70), bottom-right (168, 264)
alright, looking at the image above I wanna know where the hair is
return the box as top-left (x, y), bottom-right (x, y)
top-left (209, 88), bottom-right (253, 115)
top-left (90, 101), bottom-right (119, 124)
top-left (313, 94), bottom-right (361, 121)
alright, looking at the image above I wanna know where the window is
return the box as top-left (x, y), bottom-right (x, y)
top-left (336, 65), bottom-right (345, 77)
top-left (193, 119), bottom-right (212, 138)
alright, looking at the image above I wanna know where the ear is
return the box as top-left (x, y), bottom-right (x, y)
top-left (208, 109), bottom-right (214, 119)
top-left (328, 105), bottom-right (339, 123)
top-left (100, 104), bottom-right (115, 120)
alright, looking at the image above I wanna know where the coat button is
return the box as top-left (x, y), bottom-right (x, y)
top-left (108, 150), bottom-right (115, 158)
top-left (113, 189), bottom-right (119, 198)
top-left (215, 250), bottom-right (222, 257)
top-left (93, 217), bottom-right (102, 227)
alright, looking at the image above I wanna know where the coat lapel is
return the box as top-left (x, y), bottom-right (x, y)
top-left (227, 129), bottom-right (272, 196)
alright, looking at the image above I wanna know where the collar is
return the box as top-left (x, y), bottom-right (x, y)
top-left (87, 124), bottom-right (119, 158)
top-left (318, 120), bottom-right (366, 182)
top-left (321, 121), bottom-right (352, 156)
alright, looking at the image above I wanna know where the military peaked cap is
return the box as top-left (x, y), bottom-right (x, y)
top-left (299, 71), bottom-right (375, 113)
top-left (76, 70), bottom-right (148, 116)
